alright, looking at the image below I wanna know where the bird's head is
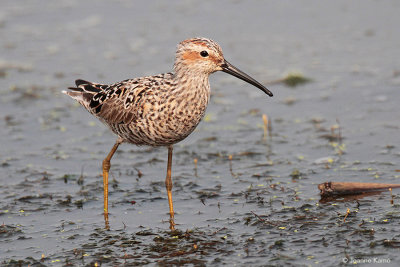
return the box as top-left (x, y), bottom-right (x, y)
top-left (174, 37), bottom-right (273, 97)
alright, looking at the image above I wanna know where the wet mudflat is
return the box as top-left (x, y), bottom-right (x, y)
top-left (1, 1), bottom-right (400, 266)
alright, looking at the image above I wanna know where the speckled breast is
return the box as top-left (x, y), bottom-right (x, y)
top-left (112, 86), bottom-right (210, 146)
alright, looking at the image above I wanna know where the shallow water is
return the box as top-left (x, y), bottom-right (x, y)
top-left (1, 0), bottom-right (400, 266)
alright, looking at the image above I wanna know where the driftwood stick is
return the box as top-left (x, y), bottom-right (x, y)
top-left (318, 182), bottom-right (400, 197)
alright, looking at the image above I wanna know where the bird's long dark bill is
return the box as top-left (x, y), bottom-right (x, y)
top-left (221, 60), bottom-right (273, 97)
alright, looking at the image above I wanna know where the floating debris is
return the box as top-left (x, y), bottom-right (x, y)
top-left (318, 181), bottom-right (400, 197)
top-left (290, 169), bottom-right (303, 179)
top-left (314, 156), bottom-right (339, 165)
top-left (267, 71), bottom-right (312, 87)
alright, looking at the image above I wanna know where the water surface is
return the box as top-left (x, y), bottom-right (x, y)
top-left (1, 0), bottom-right (400, 265)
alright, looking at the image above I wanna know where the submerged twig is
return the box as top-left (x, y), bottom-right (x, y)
top-left (389, 188), bottom-right (394, 205)
top-left (134, 167), bottom-right (143, 179)
top-left (228, 155), bottom-right (237, 178)
top-left (250, 211), bottom-right (280, 226)
top-left (212, 227), bottom-right (227, 236)
top-left (262, 114), bottom-right (269, 140)
top-left (194, 158), bottom-right (198, 177)
top-left (318, 181), bottom-right (400, 197)
top-left (77, 166), bottom-right (85, 185)
top-left (343, 208), bottom-right (350, 222)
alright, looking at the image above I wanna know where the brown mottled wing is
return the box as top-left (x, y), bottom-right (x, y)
top-left (94, 93), bottom-right (138, 124)
top-left (65, 73), bottom-right (174, 126)
top-left (87, 73), bottom-right (175, 126)
top-left (87, 80), bottom-right (146, 125)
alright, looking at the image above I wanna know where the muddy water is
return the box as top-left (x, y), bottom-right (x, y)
top-left (1, 0), bottom-right (400, 266)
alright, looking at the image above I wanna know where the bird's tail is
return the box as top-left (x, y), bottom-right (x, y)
top-left (62, 79), bottom-right (104, 105)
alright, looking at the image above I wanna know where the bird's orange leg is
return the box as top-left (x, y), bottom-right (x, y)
top-left (102, 139), bottom-right (122, 229)
top-left (165, 145), bottom-right (175, 230)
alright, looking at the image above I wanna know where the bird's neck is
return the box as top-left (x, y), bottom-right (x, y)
top-left (173, 69), bottom-right (211, 98)
top-left (167, 69), bottom-right (211, 122)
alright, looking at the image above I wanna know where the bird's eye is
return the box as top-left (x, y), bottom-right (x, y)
top-left (200, 51), bottom-right (209, 57)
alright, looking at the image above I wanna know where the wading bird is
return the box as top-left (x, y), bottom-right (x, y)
top-left (63, 37), bottom-right (273, 230)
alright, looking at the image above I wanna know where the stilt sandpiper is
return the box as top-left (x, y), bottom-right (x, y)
top-left (63, 37), bottom-right (273, 230)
